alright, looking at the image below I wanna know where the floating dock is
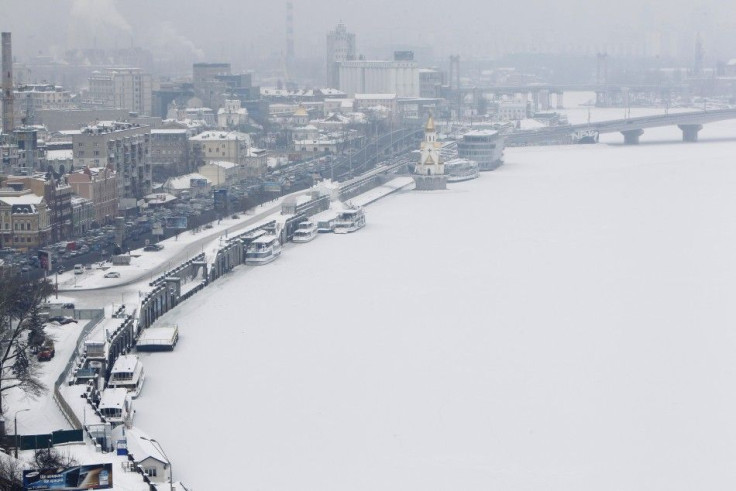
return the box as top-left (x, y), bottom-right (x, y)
top-left (136, 326), bottom-right (179, 352)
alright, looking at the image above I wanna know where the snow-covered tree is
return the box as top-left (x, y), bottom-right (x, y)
top-left (0, 278), bottom-right (54, 417)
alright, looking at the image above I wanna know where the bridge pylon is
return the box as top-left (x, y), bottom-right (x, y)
top-left (678, 124), bottom-right (702, 142)
top-left (621, 129), bottom-right (644, 145)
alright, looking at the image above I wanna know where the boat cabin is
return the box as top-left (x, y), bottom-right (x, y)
top-left (98, 388), bottom-right (134, 426)
top-left (108, 354), bottom-right (145, 398)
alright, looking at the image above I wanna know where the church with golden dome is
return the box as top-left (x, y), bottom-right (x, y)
top-left (413, 114), bottom-right (447, 190)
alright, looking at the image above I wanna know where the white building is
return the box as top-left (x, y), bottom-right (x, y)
top-left (217, 99), bottom-right (249, 129)
top-left (198, 160), bottom-right (239, 186)
top-left (338, 60), bottom-right (419, 98)
top-left (413, 115), bottom-right (446, 190)
top-left (85, 68), bottom-right (153, 116)
top-left (123, 427), bottom-right (172, 485)
top-left (163, 172), bottom-right (211, 198)
top-left (497, 101), bottom-right (528, 121)
top-left (354, 93), bottom-right (397, 114)
top-left (323, 98), bottom-right (354, 115)
top-left (190, 130), bottom-right (251, 167)
top-left (416, 116), bottom-right (443, 177)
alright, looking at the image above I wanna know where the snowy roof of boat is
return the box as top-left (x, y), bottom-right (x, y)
top-left (337, 207), bottom-right (363, 215)
top-left (99, 388), bottom-right (129, 409)
top-left (138, 326), bottom-right (178, 343)
top-left (252, 234), bottom-right (278, 244)
top-left (464, 129), bottom-right (498, 137)
top-left (445, 158), bottom-right (477, 166)
top-left (111, 354), bottom-right (141, 374)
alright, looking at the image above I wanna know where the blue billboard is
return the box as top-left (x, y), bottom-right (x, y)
top-left (23, 463), bottom-right (113, 489)
top-left (214, 189), bottom-right (228, 211)
top-left (165, 216), bottom-right (188, 229)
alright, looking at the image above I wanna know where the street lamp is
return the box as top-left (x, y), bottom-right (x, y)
top-left (140, 436), bottom-right (173, 490)
top-left (14, 408), bottom-right (29, 458)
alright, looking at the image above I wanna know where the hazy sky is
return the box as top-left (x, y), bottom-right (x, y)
top-left (2, 0), bottom-right (735, 65)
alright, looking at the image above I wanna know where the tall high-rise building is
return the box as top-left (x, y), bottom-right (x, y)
top-left (2, 32), bottom-right (14, 134)
top-left (72, 121), bottom-right (151, 207)
top-left (85, 68), bottom-right (153, 116)
top-left (326, 22), bottom-right (356, 88)
top-left (192, 63), bottom-right (232, 109)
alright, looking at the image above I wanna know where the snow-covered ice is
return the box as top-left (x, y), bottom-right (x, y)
top-left (130, 110), bottom-right (736, 490)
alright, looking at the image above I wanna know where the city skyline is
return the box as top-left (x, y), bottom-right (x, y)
top-left (1, 0), bottom-right (735, 69)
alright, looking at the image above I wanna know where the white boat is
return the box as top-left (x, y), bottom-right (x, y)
top-left (445, 158), bottom-right (480, 182)
top-left (333, 206), bottom-right (366, 234)
top-left (108, 354), bottom-right (145, 398)
top-left (245, 234), bottom-right (282, 265)
top-left (98, 387), bottom-right (134, 426)
top-left (292, 220), bottom-right (318, 243)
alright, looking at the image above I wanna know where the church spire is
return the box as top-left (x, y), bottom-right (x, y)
top-left (425, 114), bottom-right (435, 133)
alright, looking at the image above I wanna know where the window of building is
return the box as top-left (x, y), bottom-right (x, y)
top-left (144, 467), bottom-right (157, 477)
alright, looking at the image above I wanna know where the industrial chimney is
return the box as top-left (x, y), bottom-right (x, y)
top-left (2, 32), bottom-right (14, 134)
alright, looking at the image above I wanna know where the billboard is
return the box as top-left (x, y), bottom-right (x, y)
top-left (263, 181), bottom-right (282, 193)
top-left (214, 189), bottom-right (228, 212)
top-left (38, 250), bottom-right (52, 272)
top-left (190, 177), bottom-right (208, 188)
top-left (165, 216), bottom-right (188, 229)
top-left (23, 463), bottom-right (113, 489)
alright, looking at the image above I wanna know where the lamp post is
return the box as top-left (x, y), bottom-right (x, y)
top-left (14, 408), bottom-right (29, 458)
top-left (140, 436), bottom-right (173, 490)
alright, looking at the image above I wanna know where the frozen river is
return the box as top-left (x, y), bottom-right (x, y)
top-left (133, 107), bottom-right (736, 489)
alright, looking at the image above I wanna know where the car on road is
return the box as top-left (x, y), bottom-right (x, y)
top-left (143, 244), bottom-right (164, 252)
top-left (74, 264), bottom-right (84, 274)
top-left (104, 271), bottom-right (121, 279)
top-left (37, 340), bottom-right (55, 361)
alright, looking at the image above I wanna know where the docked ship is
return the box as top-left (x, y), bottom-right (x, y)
top-left (292, 220), bottom-right (318, 243)
top-left (107, 354), bottom-right (145, 398)
top-left (333, 206), bottom-right (366, 234)
top-left (98, 388), bottom-right (134, 426)
top-left (444, 158), bottom-right (480, 182)
top-left (245, 234), bottom-right (282, 265)
top-left (457, 129), bottom-right (504, 171)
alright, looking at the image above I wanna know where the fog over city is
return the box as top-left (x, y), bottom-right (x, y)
top-left (3, 0), bottom-right (736, 489)
top-left (2, 0), bottom-right (736, 67)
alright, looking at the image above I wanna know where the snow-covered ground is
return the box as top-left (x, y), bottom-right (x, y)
top-left (129, 108), bottom-right (736, 490)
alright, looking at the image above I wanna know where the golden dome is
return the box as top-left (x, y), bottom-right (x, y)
top-left (425, 115), bottom-right (435, 132)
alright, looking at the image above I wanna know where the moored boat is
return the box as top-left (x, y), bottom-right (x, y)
top-left (108, 354), bottom-right (145, 398)
top-left (292, 220), bottom-right (318, 243)
top-left (333, 206), bottom-right (365, 234)
top-left (245, 234), bottom-right (282, 265)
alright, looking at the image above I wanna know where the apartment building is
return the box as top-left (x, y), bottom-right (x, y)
top-left (72, 121), bottom-right (151, 207)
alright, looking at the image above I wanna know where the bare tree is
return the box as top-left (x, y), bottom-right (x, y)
top-left (0, 452), bottom-right (23, 490)
top-left (33, 446), bottom-right (77, 470)
top-left (0, 278), bottom-right (54, 416)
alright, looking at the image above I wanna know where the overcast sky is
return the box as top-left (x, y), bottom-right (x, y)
top-left (2, 0), bottom-right (735, 65)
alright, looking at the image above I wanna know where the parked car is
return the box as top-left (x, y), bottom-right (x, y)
top-left (37, 340), bottom-right (55, 361)
top-left (104, 271), bottom-right (121, 279)
top-left (143, 244), bottom-right (164, 252)
top-left (74, 264), bottom-right (84, 274)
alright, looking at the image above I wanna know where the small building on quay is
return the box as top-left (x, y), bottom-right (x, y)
top-left (413, 115), bottom-right (446, 191)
